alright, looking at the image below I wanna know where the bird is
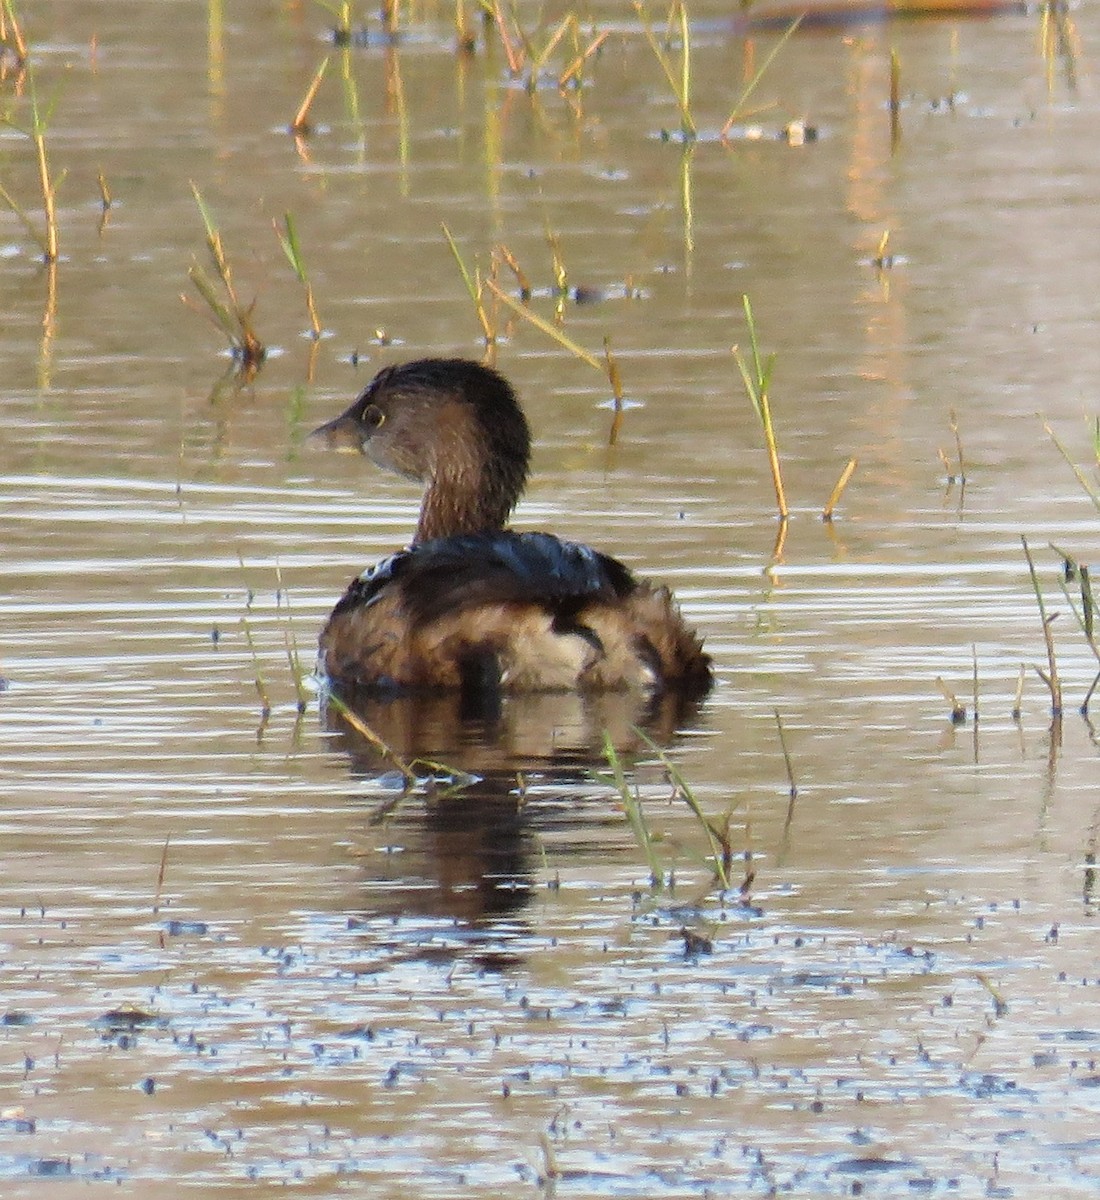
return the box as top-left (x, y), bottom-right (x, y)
top-left (310, 357), bottom-right (711, 699)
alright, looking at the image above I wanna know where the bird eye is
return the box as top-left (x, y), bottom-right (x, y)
top-left (362, 404), bottom-right (385, 429)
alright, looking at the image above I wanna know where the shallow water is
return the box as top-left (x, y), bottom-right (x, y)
top-left (2, 1), bottom-right (1099, 1195)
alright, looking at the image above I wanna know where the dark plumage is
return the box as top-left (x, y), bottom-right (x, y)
top-left (311, 358), bottom-right (711, 696)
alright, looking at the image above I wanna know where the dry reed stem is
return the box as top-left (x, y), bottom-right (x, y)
top-left (153, 834), bottom-right (171, 914)
top-left (495, 243), bottom-right (531, 297)
top-left (324, 691), bottom-right (418, 787)
top-left (240, 618), bottom-right (272, 717)
top-left (442, 223), bottom-right (497, 347)
top-left (1011, 663), bottom-right (1025, 721)
top-left (889, 47), bottom-right (901, 147)
top-left (486, 0), bottom-right (524, 74)
top-left (822, 457), bottom-right (857, 521)
top-left (770, 517), bottom-right (788, 563)
top-left (604, 335), bottom-right (624, 446)
top-left (31, 94), bottom-right (59, 262)
top-left (558, 30), bottom-right (608, 88)
top-left (935, 675), bottom-right (966, 723)
top-left (1, 0), bottom-right (29, 64)
top-left (482, 278), bottom-right (601, 369)
top-left (291, 56), bottom-right (330, 134)
top-left (949, 409), bottom-right (967, 483)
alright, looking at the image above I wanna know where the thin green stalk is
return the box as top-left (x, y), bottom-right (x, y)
top-left (0, 42), bottom-right (63, 262)
top-left (1042, 417), bottom-right (1100, 515)
top-left (275, 212), bottom-right (322, 339)
top-left (635, 0), bottom-right (695, 140)
top-left (187, 184), bottom-right (265, 366)
top-left (442, 223), bottom-right (496, 346)
top-left (733, 295), bottom-right (787, 521)
top-left (602, 733), bottom-right (663, 888)
top-left (632, 726), bottom-right (731, 887)
top-left (721, 16), bottom-right (801, 134)
top-left (274, 561), bottom-right (310, 714)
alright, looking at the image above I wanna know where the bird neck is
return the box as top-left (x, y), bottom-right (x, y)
top-left (413, 447), bottom-right (522, 544)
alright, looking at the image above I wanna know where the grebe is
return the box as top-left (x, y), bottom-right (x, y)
top-left (311, 358), bottom-right (711, 697)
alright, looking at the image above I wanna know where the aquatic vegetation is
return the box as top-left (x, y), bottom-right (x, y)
top-left (889, 46), bottom-right (902, 147)
top-left (822, 457), bottom-right (858, 522)
top-left (1041, 418), bottom-right (1100, 711)
top-left (720, 15), bottom-right (802, 137)
top-left (289, 55), bottom-right (330, 136)
top-left (441, 223), bottom-right (501, 353)
top-left (601, 733), bottom-right (665, 888)
top-left (1021, 534), bottom-right (1062, 718)
top-left (733, 295), bottom-right (787, 523)
top-left (184, 184), bottom-right (266, 371)
top-left (485, 1), bottom-right (608, 92)
top-left (0, 0), bottom-right (28, 71)
top-left (0, 5), bottom-right (60, 264)
top-left (274, 561), bottom-right (310, 715)
top-left (1043, 418), bottom-right (1100, 516)
top-left (635, 0), bottom-right (695, 140)
top-left (444, 226), bottom-right (626, 439)
top-left (601, 730), bottom-right (741, 892)
top-left (1055, 550), bottom-right (1099, 714)
top-left (274, 211), bottom-right (323, 342)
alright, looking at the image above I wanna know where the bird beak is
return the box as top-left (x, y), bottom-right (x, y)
top-left (307, 410), bottom-right (364, 453)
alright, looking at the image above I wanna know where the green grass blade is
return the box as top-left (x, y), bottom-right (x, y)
top-left (277, 212), bottom-right (307, 283)
top-left (188, 263), bottom-right (239, 341)
top-left (1042, 417), bottom-right (1100, 515)
top-left (602, 732), bottom-right (663, 888)
top-left (441, 223), bottom-right (481, 307)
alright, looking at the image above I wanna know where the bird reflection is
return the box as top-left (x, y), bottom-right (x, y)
top-left (323, 686), bottom-right (706, 964)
